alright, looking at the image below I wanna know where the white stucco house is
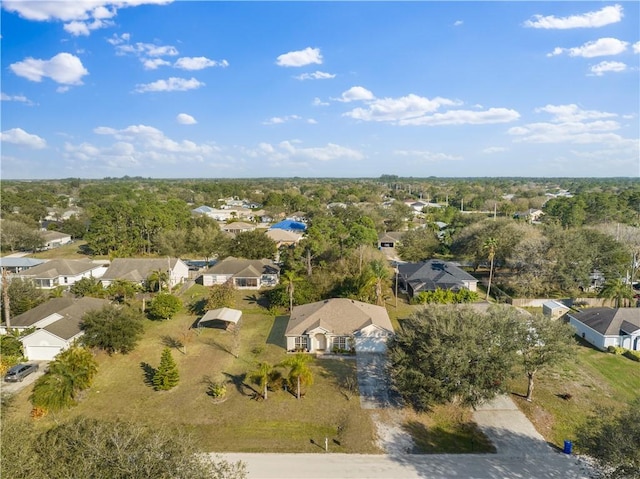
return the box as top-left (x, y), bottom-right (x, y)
top-left (100, 258), bottom-right (189, 289)
top-left (16, 259), bottom-right (108, 289)
top-left (10, 297), bottom-right (110, 360)
top-left (200, 257), bottom-right (279, 289)
top-left (285, 298), bottom-right (394, 354)
top-left (41, 230), bottom-right (73, 249)
top-left (568, 307), bottom-right (640, 351)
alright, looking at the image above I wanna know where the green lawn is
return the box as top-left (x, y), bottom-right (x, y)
top-left (509, 339), bottom-right (640, 450)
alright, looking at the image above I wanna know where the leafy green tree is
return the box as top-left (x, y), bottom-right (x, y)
top-left (70, 277), bottom-right (105, 298)
top-left (57, 215), bottom-right (87, 239)
top-left (30, 347), bottom-right (98, 413)
top-left (146, 269), bottom-right (169, 292)
top-left (207, 282), bottom-right (236, 309)
top-left (388, 305), bottom-right (519, 411)
top-left (2, 278), bottom-right (45, 317)
top-left (598, 278), bottom-right (635, 308)
top-left (226, 230), bottom-right (277, 260)
top-left (281, 270), bottom-right (302, 312)
top-left (397, 228), bottom-right (440, 262)
top-left (148, 293), bottom-right (182, 320)
top-left (513, 313), bottom-right (576, 402)
top-left (1, 416), bottom-right (247, 479)
top-left (0, 220), bottom-right (45, 252)
top-left (153, 347), bottom-right (179, 390)
top-left (80, 305), bottom-right (144, 354)
top-left (279, 354), bottom-right (314, 400)
top-left (369, 259), bottom-right (391, 306)
top-left (577, 399), bottom-right (640, 479)
top-left (105, 279), bottom-right (140, 303)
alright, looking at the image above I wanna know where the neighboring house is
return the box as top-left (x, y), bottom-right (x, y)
top-left (200, 257), bottom-right (279, 289)
top-left (285, 298), bottom-right (394, 354)
top-left (398, 259), bottom-right (478, 299)
top-left (0, 257), bottom-right (45, 274)
top-left (221, 222), bottom-right (256, 235)
top-left (11, 297), bottom-right (110, 360)
top-left (270, 219), bottom-right (306, 232)
top-left (16, 259), bottom-right (107, 289)
top-left (265, 229), bottom-right (303, 248)
top-left (288, 212), bottom-right (308, 223)
top-left (568, 308), bottom-right (640, 351)
top-left (514, 209), bottom-right (544, 223)
top-left (378, 231), bottom-right (404, 249)
top-left (100, 258), bottom-right (189, 288)
top-left (543, 300), bottom-right (570, 319)
top-left (41, 230), bottom-right (73, 249)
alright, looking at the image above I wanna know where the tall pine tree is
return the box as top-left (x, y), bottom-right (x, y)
top-left (153, 347), bottom-right (179, 391)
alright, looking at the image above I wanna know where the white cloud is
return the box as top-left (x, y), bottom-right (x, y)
top-left (589, 60), bottom-right (627, 76)
top-left (547, 38), bottom-right (628, 58)
top-left (294, 71), bottom-right (335, 81)
top-left (633, 41), bottom-right (640, 54)
top-left (312, 97), bottom-right (329, 107)
top-left (116, 42), bottom-right (179, 57)
top-left (453, 20), bottom-right (463, 27)
top-left (337, 86), bottom-right (375, 102)
top-left (2, 0), bottom-right (172, 36)
top-left (393, 150), bottom-right (462, 162)
top-left (9, 52), bottom-right (88, 85)
top-left (176, 113), bottom-right (197, 124)
top-left (398, 108), bottom-right (520, 126)
top-left (107, 32), bottom-right (130, 45)
top-left (0, 92), bottom-right (33, 104)
top-left (174, 56), bottom-right (229, 70)
top-left (262, 115), bottom-right (304, 125)
top-left (482, 146), bottom-right (508, 154)
top-left (142, 58), bottom-right (171, 70)
top-left (276, 47), bottom-right (322, 67)
top-left (1, 127), bottom-right (47, 149)
top-left (508, 104), bottom-right (629, 145)
top-left (346, 93), bottom-right (460, 121)
top-left (307, 118), bottom-right (317, 124)
top-left (243, 140), bottom-right (363, 167)
top-left (524, 4), bottom-right (623, 29)
top-left (134, 77), bottom-right (204, 93)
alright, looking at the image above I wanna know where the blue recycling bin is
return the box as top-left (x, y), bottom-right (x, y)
top-left (563, 440), bottom-right (573, 454)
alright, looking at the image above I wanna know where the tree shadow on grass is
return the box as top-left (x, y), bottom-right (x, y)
top-left (403, 420), bottom-right (496, 454)
top-left (243, 293), bottom-right (270, 309)
top-left (140, 362), bottom-right (156, 388)
top-left (222, 371), bottom-right (259, 398)
top-left (266, 315), bottom-right (288, 349)
top-left (161, 335), bottom-right (184, 353)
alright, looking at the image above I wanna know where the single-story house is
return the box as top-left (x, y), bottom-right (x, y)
top-left (270, 219), bottom-right (307, 232)
top-left (285, 298), bottom-right (394, 354)
top-left (265, 229), bottom-right (303, 248)
top-left (41, 230), bottom-right (73, 249)
top-left (378, 231), bottom-right (404, 249)
top-left (10, 297), bottom-right (110, 360)
top-left (398, 259), bottom-right (478, 299)
top-left (100, 258), bottom-right (189, 289)
top-left (16, 259), bottom-right (108, 289)
top-left (542, 300), bottom-right (570, 319)
top-left (0, 257), bottom-right (45, 274)
top-left (514, 209), bottom-right (544, 223)
top-left (221, 222), bottom-right (256, 234)
top-left (568, 307), bottom-right (640, 351)
top-left (197, 307), bottom-right (242, 329)
top-left (200, 257), bottom-right (279, 289)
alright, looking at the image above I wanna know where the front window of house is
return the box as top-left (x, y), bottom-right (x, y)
top-left (295, 336), bottom-right (308, 351)
top-left (333, 336), bottom-right (348, 351)
top-left (234, 278), bottom-right (258, 288)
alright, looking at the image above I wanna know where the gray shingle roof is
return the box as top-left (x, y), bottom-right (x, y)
top-left (285, 298), bottom-right (394, 336)
top-left (398, 260), bottom-right (477, 292)
top-left (571, 308), bottom-right (640, 335)
top-left (203, 257), bottom-right (278, 276)
top-left (17, 259), bottom-right (102, 279)
top-left (101, 258), bottom-right (180, 283)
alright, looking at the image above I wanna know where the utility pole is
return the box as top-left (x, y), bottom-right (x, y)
top-left (2, 268), bottom-right (11, 331)
top-left (395, 266), bottom-right (399, 309)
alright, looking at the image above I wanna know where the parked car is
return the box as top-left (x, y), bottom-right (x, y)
top-left (4, 363), bottom-right (39, 382)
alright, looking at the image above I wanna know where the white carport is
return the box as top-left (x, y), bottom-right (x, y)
top-left (197, 308), bottom-right (242, 329)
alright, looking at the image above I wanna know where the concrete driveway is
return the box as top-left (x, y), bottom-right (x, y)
top-left (355, 352), bottom-right (395, 409)
top-left (1, 361), bottom-right (48, 395)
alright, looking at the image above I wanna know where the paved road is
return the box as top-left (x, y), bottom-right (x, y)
top-left (218, 452), bottom-right (593, 479)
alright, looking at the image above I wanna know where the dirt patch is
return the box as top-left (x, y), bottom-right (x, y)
top-left (370, 409), bottom-right (415, 455)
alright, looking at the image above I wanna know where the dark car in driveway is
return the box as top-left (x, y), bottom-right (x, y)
top-left (4, 363), bottom-right (39, 382)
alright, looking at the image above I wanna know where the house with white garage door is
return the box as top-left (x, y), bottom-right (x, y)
top-left (10, 297), bottom-right (110, 360)
top-left (285, 298), bottom-right (394, 354)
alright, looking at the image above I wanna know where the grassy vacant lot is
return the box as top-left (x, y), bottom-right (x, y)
top-left (508, 338), bottom-right (640, 450)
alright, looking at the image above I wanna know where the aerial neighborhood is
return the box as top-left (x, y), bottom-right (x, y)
top-left (1, 176), bottom-right (639, 478)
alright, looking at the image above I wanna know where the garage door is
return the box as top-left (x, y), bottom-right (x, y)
top-left (25, 346), bottom-right (61, 361)
top-left (355, 336), bottom-right (387, 353)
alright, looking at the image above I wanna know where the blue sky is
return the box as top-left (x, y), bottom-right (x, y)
top-left (1, 1), bottom-right (639, 179)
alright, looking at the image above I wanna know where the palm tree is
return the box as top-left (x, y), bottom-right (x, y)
top-left (483, 237), bottom-right (498, 301)
top-left (249, 362), bottom-right (275, 400)
top-left (281, 270), bottom-right (302, 312)
top-left (279, 353), bottom-right (314, 400)
top-left (147, 269), bottom-right (169, 293)
top-left (370, 259), bottom-right (391, 306)
top-left (599, 278), bottom-right (635, 308)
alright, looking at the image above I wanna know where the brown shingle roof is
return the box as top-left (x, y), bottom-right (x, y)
top-left (101, 258), bottom-right (180, 283)
top-left (285, 298), bottom-right (394, 336)
top-left (17, 259), bottom-right (103, 279)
